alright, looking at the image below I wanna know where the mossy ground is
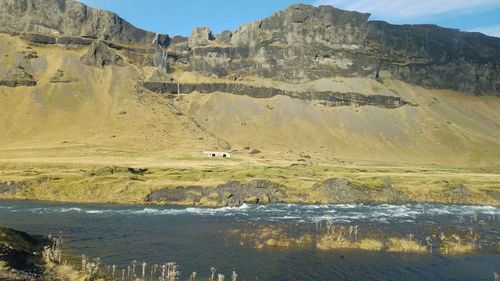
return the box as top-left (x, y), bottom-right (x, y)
top-left (0, 159), bottom-right (498, 205)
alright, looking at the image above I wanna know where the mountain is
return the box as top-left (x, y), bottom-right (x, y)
top-left (0, 0), bottom-right (169, 46)
top-left (0, 0), bottom-right (499, 205)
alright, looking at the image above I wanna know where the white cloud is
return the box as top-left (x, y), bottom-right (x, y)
top-left (469, 24), bottom-right (500, 37)
top-left (315, 0), bottom-right (500, 20)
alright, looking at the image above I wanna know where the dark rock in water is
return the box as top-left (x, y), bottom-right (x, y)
top-left (81, 41), bottom-right (124, 67)
top-left (313, 178), bottom-right (367, 203)
top-left (0, 227), bottom-right (48, 276)
top-left (146, 180), bottom-right (287, 206)
top-left (146, 186), bottom-right (206, 203)
top-left (313, 178), bottom-right (407, 203)
top-left (0, 67), bottom-right (36, 87)
top-left (141, 81), bottom-right (409, 109)
top-left (217, 180), bottom-right (287, 205)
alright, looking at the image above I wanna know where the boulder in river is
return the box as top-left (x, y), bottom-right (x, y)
top-left (146, 179), bottom-right (287, 206)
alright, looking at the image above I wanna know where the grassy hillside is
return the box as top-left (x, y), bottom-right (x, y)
top-left (0, 33), bottom-right (499, 205)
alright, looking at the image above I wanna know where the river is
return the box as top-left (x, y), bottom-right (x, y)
top-left (0, 199), bottom-right (499, 281)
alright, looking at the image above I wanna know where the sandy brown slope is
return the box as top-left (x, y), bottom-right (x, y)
top-left (0, 33), bottom-right (499, 206)
top-left (0, 34), bottom-right (221, 158)
top-left (0, 33), bottom-right (499, 167)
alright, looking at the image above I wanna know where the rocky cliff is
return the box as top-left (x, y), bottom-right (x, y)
top-left (1, 1), bottom-right (498, 95)
top-left (0, 0), bottom-right (169, 47)
top-left (368, 21), bottom-right (500, 94)
top-left (170, 4), bottom-right (500, 95)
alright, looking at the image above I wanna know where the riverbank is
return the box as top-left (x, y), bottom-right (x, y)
top-left (0, 226), bottom-right (86, 281)
top-left (0, 226), bottom-right (47, 280)
top-left (0, 160), bottom-right (499, 207)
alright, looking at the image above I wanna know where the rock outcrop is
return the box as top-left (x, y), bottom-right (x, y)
top-left (49, 69), bottom-right (77, 83)
top-left (0, 227), bottom-right (47, 277)
top-left (0, 66), bottom-right (36, 87)
top-left (141, 82), bottom-right (409, 108)
top-left (81, 41), bottom-right (123, 67)
top-left (368, 21), bottom-right (500, 94)
top-left (188, 27), bottom-right (215, 48)
top-left (146, 180), bottom-right (287, 206)
top-left (0, 182), bottom-right (24, 195)
top-left (2, 1), bottom-right (498, 94)
top-left (0, 0), bottom-right (169, 47)
top-left (175, 4), bottom-right (500, 95)
top-left (312, 178), bottom-right (407, 203)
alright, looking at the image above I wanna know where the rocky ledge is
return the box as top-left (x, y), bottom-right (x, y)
top-left (2, 1), bottom-right (498, 95)
top-left (145, 178), bottom-right (496, 207)
top-left (146, 180), bottom-right (286, 206)
top-left (0, 227), bottom-right (48, 280)
top-left (81, 41), bottom-right (124, 68)
top-left (0, 0), bottom-right (169, 47)
top-left (142, 82), bottom-right (409, 108)
top-left (0, 67), bottom-right (36, 87)
top-left (177, 4), bottom-right (500, 95)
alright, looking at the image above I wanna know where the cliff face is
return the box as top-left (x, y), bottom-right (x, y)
top-left (368, 21), bottom-right (500, 94)
top-left (0, 0), bottom-right (169, 46)
top-left (1, 1), bottom-right (498, 94)
top-left (186, 4), bottom-right (374, 83)
top-left (177, 4), bottom-right (500, 95)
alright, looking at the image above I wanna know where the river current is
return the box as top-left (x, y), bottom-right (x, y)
top-left (0, 200), bottom-right (499, 280)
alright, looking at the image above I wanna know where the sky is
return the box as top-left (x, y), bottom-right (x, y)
top-left (78, 0), bottom-right (500, 38)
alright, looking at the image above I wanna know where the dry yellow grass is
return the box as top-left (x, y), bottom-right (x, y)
top-left (387, 237), bottom-right (428, 253)
top-left (439, 234), bottom-right (478, 255)
top-left (0, 34), bottom-right (499, 206)
top-left (46, 262), bottom-right (88, 281)
top-left (316, 237), bottom-right (384, 251)
top-left (0, 161), bottom-right (498, 205)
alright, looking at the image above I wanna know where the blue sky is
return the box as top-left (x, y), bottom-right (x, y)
top-left (79, 0), bottom-right (500, 37)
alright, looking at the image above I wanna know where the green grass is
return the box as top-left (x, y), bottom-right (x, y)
top-left (0, 161), bottom-right (498, 205)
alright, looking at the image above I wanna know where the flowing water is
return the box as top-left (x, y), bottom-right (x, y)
top-left (0, 199), bottom-right (499, 281)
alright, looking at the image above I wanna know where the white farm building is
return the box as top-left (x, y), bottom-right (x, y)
top-left (203, 151), bottom-right (231, 158)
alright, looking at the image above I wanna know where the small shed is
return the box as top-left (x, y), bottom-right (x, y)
top-left (203, 151), bottom-right (231, 158)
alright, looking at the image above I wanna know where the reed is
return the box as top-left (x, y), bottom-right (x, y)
top-left (387, 235), bottom-right (427, 253)
top-left (42, 233), bottom-right (243, 281)
top-left (210, 267), bottom-right (217, 281)
top-left (439, 233), bottom-right (478, 255)
top-left (41, 223), bottom-right (491, 281)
